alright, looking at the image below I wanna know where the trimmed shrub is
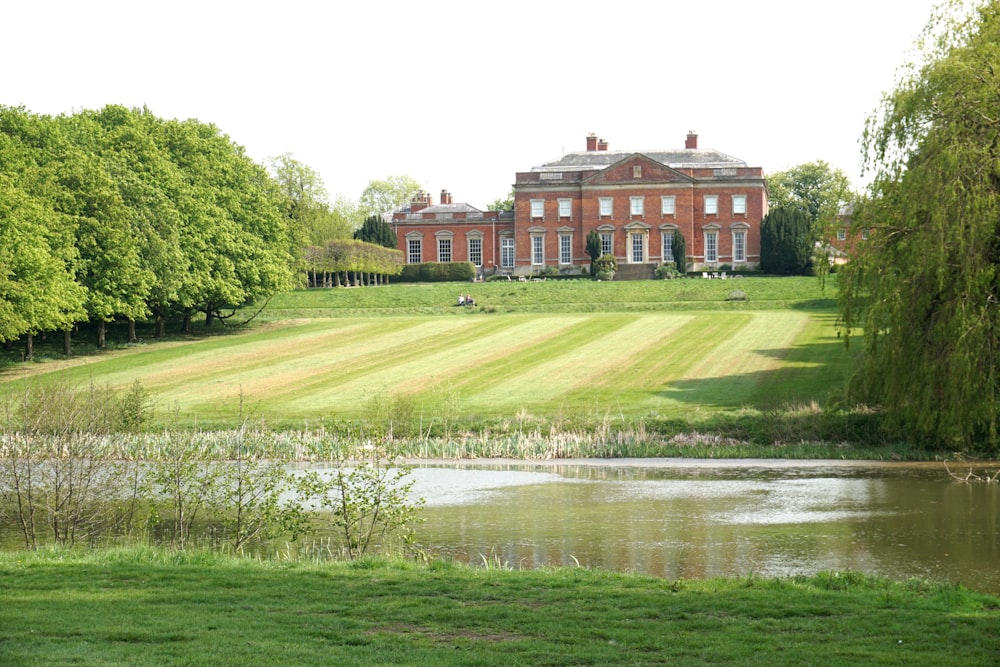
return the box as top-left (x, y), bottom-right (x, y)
top-left (397, 262), bottom-right (476, 283)
top-left (655, 262), bottom-right (681, 280)
top-left (591, 253), bottom-right (617, 280)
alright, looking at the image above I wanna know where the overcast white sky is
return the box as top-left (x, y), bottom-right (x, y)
top-left (4, 0), bottom-right (949, 209)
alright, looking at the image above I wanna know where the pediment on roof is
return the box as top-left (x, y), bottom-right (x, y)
top-left (583, 153), bottom-right (693, 186)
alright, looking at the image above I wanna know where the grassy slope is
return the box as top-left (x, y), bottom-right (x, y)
top-left (1, 550), bottom-right (997, 666)
top-left (0, 278), bottom-right (849, 428)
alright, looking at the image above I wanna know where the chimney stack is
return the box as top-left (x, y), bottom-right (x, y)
top-left (586, 133), bottom-right (598, 151)
top-left (410, 190), bottom-right (431, 213)
top-left (597, 138), bottom-right (608, 151)
top-left (685, 131), bottom-right (698, 149)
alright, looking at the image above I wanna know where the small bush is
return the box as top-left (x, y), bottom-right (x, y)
top-left (539, 266), bottom-right (560, 278)
top-left (591, 253), bottom-right (617, 280)
top-left (726, 289), bottom-right (749, 302)
top-left (655, 262), bottom-right (681, 280)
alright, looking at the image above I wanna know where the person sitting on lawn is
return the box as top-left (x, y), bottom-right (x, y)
top-left (457, 294), bottom-right (465, 306)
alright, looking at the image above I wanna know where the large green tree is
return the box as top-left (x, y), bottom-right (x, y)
top-left (759, 207), bottom-right (813, 275)
top-left (59, 111), bottom-right (154, 348)
top-left (487, 189), bottom-right (514, 212)
top-left (839, 0), bottom-right (1000, 449)
top-left (268, 153), bottom-right (349, 247)
top-left (155, 118), bottom-right (296, 328)
top-left (82, 106), bottom-right (189, 339)
top-left (359, 175), bottom-right (421, 218)
top-left (767, 161), bottom-right (852, 224)
top-left (0, 107), bottom-right (88, 357)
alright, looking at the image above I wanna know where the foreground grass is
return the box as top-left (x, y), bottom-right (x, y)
top-left (1, 549), bottom-right (997, 666)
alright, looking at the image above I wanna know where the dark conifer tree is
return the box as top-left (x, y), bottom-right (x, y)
top-left (353, 215), bottom-right (397, 249)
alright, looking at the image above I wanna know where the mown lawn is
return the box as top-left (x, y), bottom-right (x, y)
top-left (259, 275), bottom-right (836, 317)
top-left (0, 309), bottom-right (848, 430)
top-left (1, 549), bottom-right (997, 666)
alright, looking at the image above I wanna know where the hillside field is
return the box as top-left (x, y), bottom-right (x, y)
top-left (0, 277), bottom-right (850, 429)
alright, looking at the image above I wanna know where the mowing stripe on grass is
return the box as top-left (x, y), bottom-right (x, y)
top-left (279, 315), bottom-right (593, 417)
top-left (473, 314), bottom-right (697, 416)
top-left (666, 311), bottom-right (812, 408)
top-left (152, 318), bottom-right (485, 418)
top-left (424, 314), bottom-right (641, 407)
top-left (559, 313), bottom-right (753, 414)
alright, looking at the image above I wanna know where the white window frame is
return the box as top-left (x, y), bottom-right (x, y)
top-left (661, 195), bottom-right (676, 216)
top-left (468, 237), bottom-right (482, 267)
top-left (407, 238), bottom-right (421, 264)
top-left (630, 233), bottom-right (644, 263)
top-left (558, 198), bottom-right (571, 219)
top-left (662, 231), bottom-right (674, 262)
top-left (704, 195), bottom-right (718, 215)
top-left (837, 229), bottom-right (847, 241)
top-left (559, 233), bottom-right (572, 265)
top-left (630, 196), bottom-right (644, 216)
top-left (862, 229), bottom-right (869, 240)
top-left (705, 231), bottom-right (718, 263)
top-left (600, 232), bottom-right (613, 257)
top-left (531, 234), bottom-right (545, 265)
top-left (500, 237), bottom-right (514, 268)
top-left (733, 230), bottom-right (746, 263)
top-left (530, 199), bottom-right (544, 219)
top-left (732, 194), bottom-right (747, 215)
top-left (437, 237), bottom-right (452, 263)
top-left (599, 197), bottom-right (613, 217)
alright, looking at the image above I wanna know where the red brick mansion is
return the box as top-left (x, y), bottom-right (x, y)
top-left (392, 132), bottom-right (768, 278)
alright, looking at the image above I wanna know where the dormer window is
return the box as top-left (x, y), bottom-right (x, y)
top-left (633, 165), bottom-right (642, 179)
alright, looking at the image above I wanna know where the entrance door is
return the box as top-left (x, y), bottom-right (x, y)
top-left (630, 233), bottom-right (645, 263)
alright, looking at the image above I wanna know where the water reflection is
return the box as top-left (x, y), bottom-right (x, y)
top-left (408, 460), bottom-right (1000, 594)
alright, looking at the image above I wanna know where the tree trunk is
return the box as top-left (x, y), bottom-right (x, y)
top-left (25, 333), bottom-right (33, 361)
top-left (97, 321), bottom-right (106, 349)
top-left (64, 330), bottom-right (72, 357)
top-left (205, 308), bottom-right (215, 328)
top-left (155, 313), bottom-right (166, 338)
top-left (182, 309), bottom-right (192, 334)
top-left (128, 319), bottom-right (137, 344)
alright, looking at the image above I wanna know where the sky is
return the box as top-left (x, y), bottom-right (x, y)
top-left (4, 0), bottom-right (950, 210)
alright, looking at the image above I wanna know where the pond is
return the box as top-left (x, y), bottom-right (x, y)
top-left (402, 459), bottom-right (1000, 594)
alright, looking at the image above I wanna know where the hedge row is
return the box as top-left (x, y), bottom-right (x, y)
top-left (395, 262), bottom-right (476, 283)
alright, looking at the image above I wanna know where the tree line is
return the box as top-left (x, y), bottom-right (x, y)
top-left (0, 105), bottom-right (412, 360)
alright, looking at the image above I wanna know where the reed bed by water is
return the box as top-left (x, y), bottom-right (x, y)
top-left (0, 423), bottom-right (930, 463)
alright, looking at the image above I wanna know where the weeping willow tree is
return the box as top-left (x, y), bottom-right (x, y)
top-left (840, 0), bottom-right (1000, 450)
